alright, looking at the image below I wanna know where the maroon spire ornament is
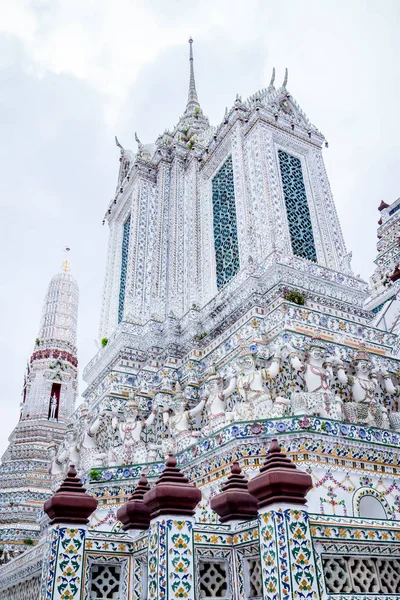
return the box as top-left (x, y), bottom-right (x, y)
top-left (143, 454), bottom-right (201, 518)
top-left (248, 439), bottom-right (312, 508)
top-left (44, 465), bottom-right (97, 525)
top-left (117, 473), bottom-right (151, 531)
top-left (378, 200), bottom-right (389, 211)
top-left (210, 462), bottom-right (258, 523)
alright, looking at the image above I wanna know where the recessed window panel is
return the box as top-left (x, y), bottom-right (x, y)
top-left (278, 150), bottom-right (317, 262)
top-left (118, 216), bottom-right (131, 323)
top-left (212, 156), bottom-right (240, 289)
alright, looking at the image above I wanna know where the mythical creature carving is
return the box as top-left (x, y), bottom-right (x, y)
top-left (79, 404), bottom-right (107, 470)
top-left (340, 348), bottom-right (383, 426)
top-left (231, 343), bottom-right (277, 420)
top-left (162, 383), bottom-right (205, 452)
top-left (288, 336), bottom-right (343, 420)
top-left (116, 396), bottom-right (156, 464)
top-left (50, 425), bottom-right (79, 481)
top-left (202, 365), bottom-right (237, 434)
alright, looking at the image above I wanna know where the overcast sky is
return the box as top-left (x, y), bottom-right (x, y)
top-left (1, 0), bottom-right (399, 457)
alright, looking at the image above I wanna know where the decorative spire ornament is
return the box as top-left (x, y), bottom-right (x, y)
top-left (210, 462), bottom-right (258, 523)
top-left (117, 473), bottom-right (151, 531)
top-left (186, 37), bottom-right (200, 114)
top-left (248, 439), bottom-right (312, 508)
top-left (269, 67), bottom-right (276, 89)
top-left (143, 454), bottom-right (201, 518)
top-left (115, 135), bottom-right (124, 154)
top-left (62, 247), bottom-right (71, 273)
top-left (44, 465), bottom-right (97, 525)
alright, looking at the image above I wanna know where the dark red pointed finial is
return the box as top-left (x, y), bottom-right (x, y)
top-left (44, 465), bottom-right (97, 525)
top-left (143, 454), bottom-right (201, 518)
top-left (117, 473), bottom-right (151, 531)
top-left (248, 439), bottom-right (312, 508)
top-left (378, 200), bottom-right (389, 211)
top-left (210, 462), bottom-right (258, 523)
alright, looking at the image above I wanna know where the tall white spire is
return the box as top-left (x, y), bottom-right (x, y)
top-left (185, 37), bottom-right (200, 114)
top-left (0, 255), bottom-right (79, 553)
top-left (38, 251), bottom-right (79, 347)
top-left (173, 37), bottom-right (209, 137)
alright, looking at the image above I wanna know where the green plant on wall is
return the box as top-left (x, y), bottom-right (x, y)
top-left (23, 538), bottom-right (34, 546)
top-left (90, 468), bottom-right (101, 480)
top-left (101, 337), bottom-right (108, 348)
top-left (284, 289), bottom-right (306, 306)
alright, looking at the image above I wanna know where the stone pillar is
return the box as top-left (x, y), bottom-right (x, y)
top-left (248, 439), bottom-right (320, 600)
top-left (41, 465), bottom-right (97, 600)
top-left (143, 454), bottom-right (201, 600)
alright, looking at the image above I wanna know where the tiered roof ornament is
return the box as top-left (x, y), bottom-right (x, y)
top-left (210, 462), bottom-right (258, 523)
top-left (117, 473), bottom-right (151, 531)
top-left (143, 454), bottom-right (201, 518)
top-left (44, 465), bottom-right (97, 525)
top-left (37, 250), bottom-right (79, 347)
top-left (248, 439), bottom-right (313, 507)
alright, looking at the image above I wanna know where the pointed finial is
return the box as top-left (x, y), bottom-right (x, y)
top-left (210, 461), bottom-right (258, 523)
top-left (185, 36), bottom-right (200, 114)
top-left (269, 67), bottom-right (276, 88)
top-left (248, 438), bottom-right (312, 508)
top-left (116, 472), bottom-right (151, 531)
top-left (62, 247), bottom-right (71, 273)
top-left (282, 68), bottom-right (288, 89)
top-left (44, 465), bottom-right (97, 524)
top-left (143, 453), bottom-right (201, 518)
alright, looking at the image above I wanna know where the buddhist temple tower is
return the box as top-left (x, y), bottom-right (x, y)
top-left (366, 197), bottom-right (400, 335)
top-left (0, 254), bottom-right (79, 557)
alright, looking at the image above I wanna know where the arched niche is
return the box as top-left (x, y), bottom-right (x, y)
top-left (353, 487), bottom-right (391, 520)
top-left (359, 494), bottom-right (387, 519)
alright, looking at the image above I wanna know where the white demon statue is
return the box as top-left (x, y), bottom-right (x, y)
top-left (202, 363), bottom-right (237, 434)
top-left (339, 347), bottom-right (387, 426)
top-left (115, 396), bottom-right (156, 464)
top-left (288, 335), bottom-right (343, 420)
top-left (162, 383), bottom-right (205, 452)
top-left (230, 342), bottom-right (290, 421)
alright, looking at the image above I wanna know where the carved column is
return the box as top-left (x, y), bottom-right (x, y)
top-left (248, 439), bottom-right (320, 600)
top-left (143, 454), bottom-right (201, 600)
top-left (41, 465), bottom-right (97, 600)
